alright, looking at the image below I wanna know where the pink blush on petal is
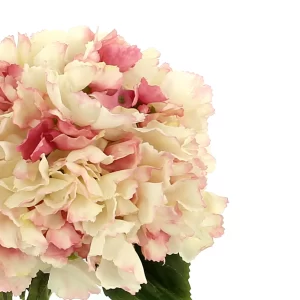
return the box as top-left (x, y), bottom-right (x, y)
top-left (138, 78), bottom-right (167, 104)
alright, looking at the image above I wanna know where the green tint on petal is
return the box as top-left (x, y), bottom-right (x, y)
top-left (82, 86), bottom-right (92, 94)
top-left (68, 253), bottom-right (79, 261)
top-left (118, 95), bottom-right (125, 104)
top-left (149, 105), bottom-right (156, 113)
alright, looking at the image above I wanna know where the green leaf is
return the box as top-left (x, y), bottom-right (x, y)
top-left (104, 246), bottom-right (191, 300)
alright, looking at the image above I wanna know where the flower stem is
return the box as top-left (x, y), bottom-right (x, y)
top-left (0, 293), bottom-right (12, 300)
top-left (0, 292), bottom-right (12, 300)
top-left (27, 272), bottom-right (51, 300)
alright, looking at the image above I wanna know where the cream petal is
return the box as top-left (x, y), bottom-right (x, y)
top-left (65, 26), bottom-right (94, 62)
top-left (0, 213), bottom-right (19, 248)
top-left (34, 42), bottom-right (67, 72)
top-left (0, 36), bottom-right (17, 64)
top-left (91, 106), bottom-right (145, 130)
top-left (180, 236), bottom-right (213, 262)
top-left (66, 145), bottom-right (113, 165)
top-left (116, 197), bottom-right (138, 216)
top-left (30, 30), bottom-right (67, 58)
top-left (203, 191), bottom-right (228, 214)
top-left (91, 64), bottom-right (123, 91)
top-left (82, 198), bottom-right (117, 236)
top-left (65, 162), bottom-right (102, 196)
top-left (96, 234), bottom-right (146, 294)
top-left (161, 71), bottom-right (211, 109)
top-left (13, 85), bottom-right (43, 129)
top-left (21, 65), bottom-right (47, 92)
top-left (165, 179), bottom-right (204, 211)
top-left (0, 246), bottom-right (39, 277)
top-left (97, 259), bottom-right (144, 294)
top-left (17, 33), bottom-right (31, 66)
top-left (67, 195), bottom-right (104, 223)
top-left (19, 221), bottom-right (48, 256)
top-left (0, 141), bottom-right (20, 161)
top-left (123, 48), bottom-right (161, 89)
top-left (137, 182), bottom-right (164, 224)
top-left (4, 190), bottom-right (38, 209)
top-left (48, 259), bottom-right (101, 300)
top-left (46, 71), bottom-right (72, 119)
top-left (63, 60), bottom-right (97, 92)
top-left (0, 270), bottom-right (31, 296)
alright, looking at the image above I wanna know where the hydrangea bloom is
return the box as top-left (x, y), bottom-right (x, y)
top-left (0, 26), bottom-right (227, 299)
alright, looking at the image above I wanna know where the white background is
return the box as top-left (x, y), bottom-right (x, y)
top-left (2, 0), bottom-right (300, 299)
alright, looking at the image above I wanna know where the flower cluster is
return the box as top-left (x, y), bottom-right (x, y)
top-left (0, 27), bottom-right (227, 299)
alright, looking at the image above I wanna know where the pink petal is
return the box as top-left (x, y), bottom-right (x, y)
top-left (41, 243), bottom-right (74, 268)
top-left (25, 209), bottom-right (64, 230)
top-left (137, 104), bottom-right (150, 114)
top-left (30, 137), bottom-right (55, 162)
top-left (0, 246), bottom-right (38, 277)
top-left (92, 88), bottom-right (137, 110)
top-left (140, 230), bottom-right (170, 262)
top-left (138, 78), bottom-right (167, 104)
top-left (89, 64), bottom-right (123, 92)
top-left (100, 44), bottom-right (142, 72)
top-left (91, 91), bottom-right (119, 110)
top-left (210, 225), bottom-right (225, 238)
top-left (119, 89), bottom-right (138, 108)
top-left (103, 136), bottom-right (141, 172)
top-left (52, 134), bottom-right (94, 151)
top-left (74, 243), bottom-right (91, 259)
top-left (46, 223), bottom-right (82, 250)
top-left (56, 119), bottom-right (97, 138)
top-left (7, 64), bottom-right (22, 77)
top-left (13, 86), bottom-right (44, 129)
top-left (99, 31), bottom-right (142, 72)
top-left (17, 119), bottom-right (55, 161)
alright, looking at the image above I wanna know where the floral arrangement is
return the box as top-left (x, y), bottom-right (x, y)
top-left (0, 26), bottom-right (227, 300)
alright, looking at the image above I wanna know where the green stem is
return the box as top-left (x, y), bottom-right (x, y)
top-left (27, 272), bottom-right (51, 300)
top-left (0, 292), bottom-right (12, 300)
